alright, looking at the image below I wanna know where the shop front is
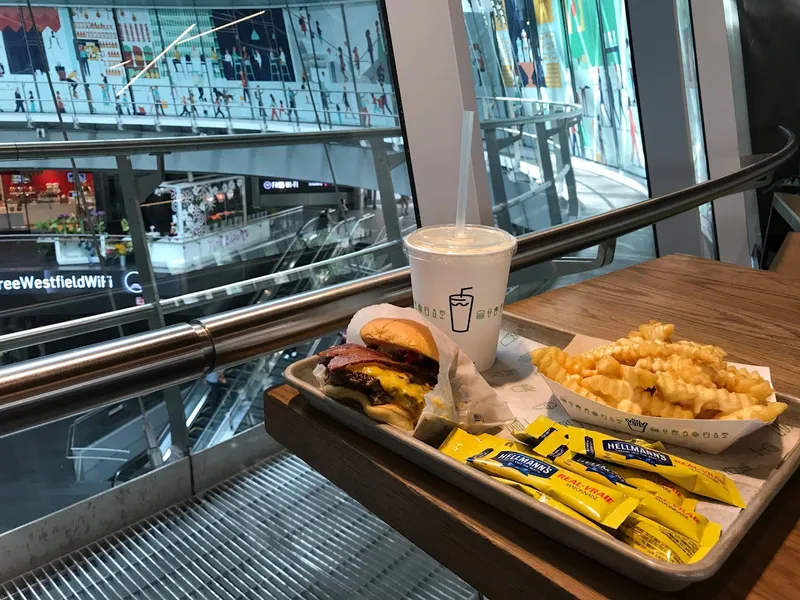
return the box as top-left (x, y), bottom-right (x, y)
top-left (0, 169), bottom-right (96, 230)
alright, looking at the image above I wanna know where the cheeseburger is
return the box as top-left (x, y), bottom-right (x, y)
top-left (317, 318), bottom-right (439, 430)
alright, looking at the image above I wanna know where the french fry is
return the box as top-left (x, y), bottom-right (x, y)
top-left (656, 373), bottom-right (757, 415)
top-left (620, 365), bottom-right (657, 389)
top-left (582, 375), bottom-right (636, 402)
top-left (536, 321), bottom-right (777, 423)
top-left (714, 402), bottom-right (788, 422)
top-left (636, 321), bottom-right (675, 343)
top-left (532, 346), bottom-right (594, 377)
top-left (636, 355), bottom-right (715, 387)
top-left (618, 391), bottom-right (695, 419)
top-left (562, 376), bottom-right (607, 405)
top-left (596, 355), bottom-right (622, 377)
top-left (531, 348), bottom-right (570, 384)
top-left (709, 365), bottom-right (774, 401)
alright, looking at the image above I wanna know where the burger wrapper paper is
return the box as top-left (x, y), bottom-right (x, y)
top-left (345, 304), bottom-right (514, 441)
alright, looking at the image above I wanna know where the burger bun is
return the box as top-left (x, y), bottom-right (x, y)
top-left (360, 318), bottom-right (439, 362)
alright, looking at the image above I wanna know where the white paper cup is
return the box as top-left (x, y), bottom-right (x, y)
top-left (404, 225), bottom-right (517, 371)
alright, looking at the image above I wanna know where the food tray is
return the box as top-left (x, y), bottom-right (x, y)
top-left (283, 335), bottom-right (800, 591)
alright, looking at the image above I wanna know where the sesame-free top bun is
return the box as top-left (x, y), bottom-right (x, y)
top-left (360, 318), bottom-right (439, 362)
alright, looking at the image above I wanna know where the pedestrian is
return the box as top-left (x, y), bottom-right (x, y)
top-left (353, 47), bottom-right (360, 72)
top-left (337, 199), bottom-right (348, 222)
top-left (378, 91), bottom-right (392, 114)
top-left (338, 47), bottom-right (347, 81)
top-left (213, 95), bottom-right (225, 118)
top-left (316, 21), bottom-right (322, 38)
top-left (279, 100), bottom-right (286, 118)
top-left (399, 195), bottom-right (409, 216)
top-left (14, 88), bottom-right (24, 112)
top-left (179, 96), bottom-right (190, 116)
top-left (28, 90), bottom-right (35, 112)
top-left (375, 20), bottom-right (383, 52)
top-left (366, 29), bottom-right (374, 64)
top-left (223, 49), bottom-right (233, 79)
top-left (270, 94), bottom-right (278, 120)
top-left (316, 209), bottom-right (330, 231)
top-left (151, 86), bottom-right (164, 116)
top-left (100, 75), bottom-right (109, 104)
top-left (299, 14), bottom-right (307, 35)
top-left (342, 91), bottom-right (351, 115)
top-left (56, 92), bottom-right (66, 113)
top-left (327, 48), bottom-right (337, 83)
top-left (240, 69), bottom-right (250, 103)
top-left (189, 91), bottom-right (198, 115)
top-left (376, 63), bottom-right (386, 86)
top-left (204, 370), bottom-right (226, 404)
top-left (287, 89), bottom-right (296, 121)
top-left (172, 47), bottom-right (182, 73)
top-left (255, 88), bottom-right (265, 118)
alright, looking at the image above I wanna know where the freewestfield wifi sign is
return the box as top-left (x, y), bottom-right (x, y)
top-left (0, 274), bottom-right (115, 293)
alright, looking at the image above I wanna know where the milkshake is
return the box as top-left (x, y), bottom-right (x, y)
top-left (404, 225), bottom-right (517, 371)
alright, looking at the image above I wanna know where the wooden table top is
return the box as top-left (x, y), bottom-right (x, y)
top-left (263, 254), bottom-right (800, 599)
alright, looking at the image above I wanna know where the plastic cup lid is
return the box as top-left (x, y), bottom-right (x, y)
top-left (404, 225), bottom-right (517, 257)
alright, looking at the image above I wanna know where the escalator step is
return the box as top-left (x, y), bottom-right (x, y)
top-left (1, 453), bottom-right (475, 599)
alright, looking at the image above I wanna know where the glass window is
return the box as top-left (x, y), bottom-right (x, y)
top-left (460, 0), bottom-right (654, 278)
top-left (0, 0), bottom-right (416, 529)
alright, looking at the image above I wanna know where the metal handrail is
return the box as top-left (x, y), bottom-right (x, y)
top-left (0, 127), bottom-right (403, 161)
top-left (0, 95), bottom-right (582, 161)
top-left (0, 126), bottom-right (794, 436)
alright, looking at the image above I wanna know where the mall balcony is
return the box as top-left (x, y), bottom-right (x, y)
top-left (0, 0), bottom-right (799, 598)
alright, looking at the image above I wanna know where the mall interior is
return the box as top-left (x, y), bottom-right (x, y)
top-left (0, 0), bottom-right (798, 597)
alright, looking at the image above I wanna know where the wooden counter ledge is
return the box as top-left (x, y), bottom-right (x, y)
top-left (263, 255), bottom-right (800, 599)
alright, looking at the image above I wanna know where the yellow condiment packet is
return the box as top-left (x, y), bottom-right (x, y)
top-left (477, 433), bottom-right (532, 453)
top-left (616, 514), bottom-right (712, 564)
top-left (513, 416), bottom-right (567, 446)
top-left (467, 446), bottom-right (640, 529)
top-left (567, 428), bottom-right (746, 508)
top-left (491, 477), bottom-right (606, 532)
top-left (524, 417), bottom-right (697, 509)
top-left (438, 428), bottom-right (491, 463)
top-left (608, 465), bottom-right (698, 511)
top-left (535, 433), bottom-right (720, 546)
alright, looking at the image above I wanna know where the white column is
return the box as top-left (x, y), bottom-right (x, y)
top-left (382, 0), bottom-right (493, 227)
top-left (691, 0), bottom-right (756, 266)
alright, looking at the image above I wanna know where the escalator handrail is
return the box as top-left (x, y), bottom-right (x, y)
top-left (0, 127), bottom-right (795, 435)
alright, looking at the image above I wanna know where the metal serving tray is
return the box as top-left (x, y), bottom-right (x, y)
top-left (284, 343), bottom-right (800, 591)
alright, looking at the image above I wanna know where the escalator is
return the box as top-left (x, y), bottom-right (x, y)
top-left (3, 453), bottom-right (477, 600)
top-left (104, 213), bottom-right (385, 485)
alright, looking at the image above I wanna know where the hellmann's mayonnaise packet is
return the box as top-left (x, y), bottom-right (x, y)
top-left (567, 428), bottom-right (746, 508)
top-left (521, 417), bottom-right (697, 509)
top-left (491, 477), bottom-right (606, 533)
top-left (467, 447), bottom-right (640, 528)
top-left (534, 430), bottom-right (721, 546)
top-left (608, 464), bottom-right (697, 511)
top-left (438, 428), bottom-right (492, 463)
top-left (616, 514), bottom-right (712, 564)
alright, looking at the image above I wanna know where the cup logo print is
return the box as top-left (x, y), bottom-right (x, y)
top-left (449, 287), bottom-right (474, 332)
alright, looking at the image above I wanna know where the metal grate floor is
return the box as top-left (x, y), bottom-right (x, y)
top-left (0, 453), bottom-right (477, 600)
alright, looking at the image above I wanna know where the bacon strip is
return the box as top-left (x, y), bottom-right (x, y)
top-left (318, 344), bottom-right (437, 380)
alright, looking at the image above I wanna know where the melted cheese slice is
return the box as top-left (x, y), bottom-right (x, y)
top-left (345, 363), bottom-right (431, 415)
